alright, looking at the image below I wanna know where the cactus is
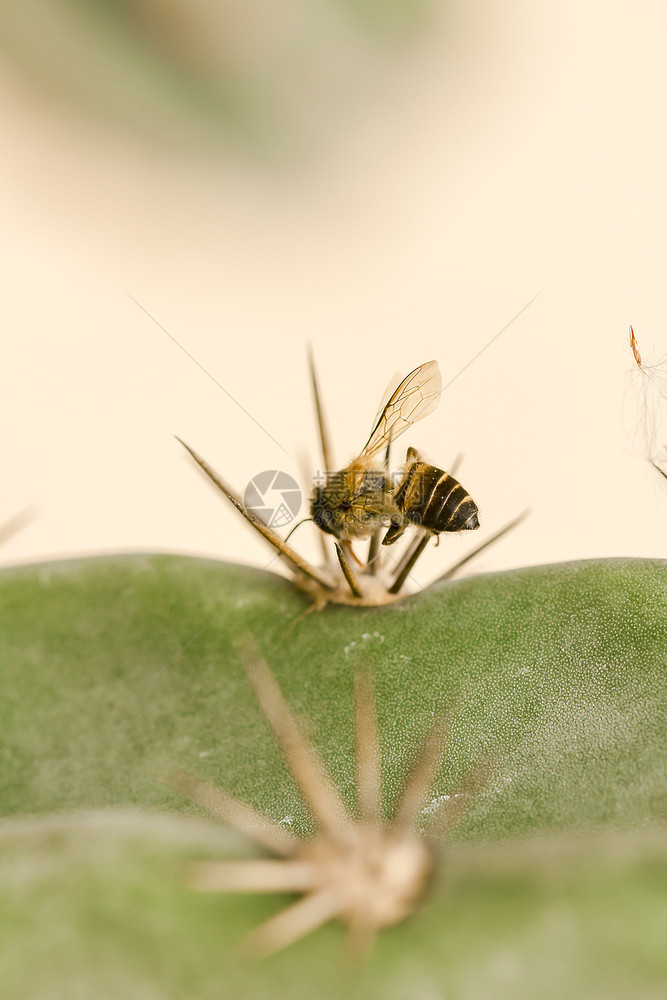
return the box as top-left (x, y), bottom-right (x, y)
top-left (1, 553), bottom-right (665, 998)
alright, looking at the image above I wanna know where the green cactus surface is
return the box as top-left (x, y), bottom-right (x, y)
top-left (1, 554), bottom-right (666, 998)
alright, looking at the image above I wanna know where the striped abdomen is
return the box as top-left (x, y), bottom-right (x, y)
top-left (382, 448), bottom-right (479, 545)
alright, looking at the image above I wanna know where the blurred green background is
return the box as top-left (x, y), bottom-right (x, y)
top-left (0, 0), bottom-right (440, 153)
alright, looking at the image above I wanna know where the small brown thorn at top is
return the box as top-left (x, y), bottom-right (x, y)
top-left (630, 325), bottom-right (642, 369)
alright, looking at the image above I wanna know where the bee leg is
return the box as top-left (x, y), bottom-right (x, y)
top-left (365, 529), bottom-right (382, 574)
top-left (335, 542), bottom-right (363, 598)
top-left (381, 517), bottom-right (407, 546)
top-left (381, 525), bottom-right (405, 546)
top-left (345, 542), bottom-right (366, 569)
top-left (388, 534), bottom-right (431, 595)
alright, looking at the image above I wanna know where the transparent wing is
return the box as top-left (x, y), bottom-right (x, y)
top-left (360, 360), bottom-right (442, 458)
top-left (366, 370), bottom-right (401, 468)
top-left (370, 370), bottom-right (401, 430)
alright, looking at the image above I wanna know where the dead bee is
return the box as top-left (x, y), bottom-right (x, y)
top-left (311, 361), bottom-right (479, 546)
top-left (177, 351), bottom-right (524, 607)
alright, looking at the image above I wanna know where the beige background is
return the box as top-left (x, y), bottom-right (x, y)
top-left (1, 1), bottom-right (666, 590)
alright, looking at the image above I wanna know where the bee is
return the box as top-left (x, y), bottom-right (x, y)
top-left (311, 361), bottom-right (479, 546)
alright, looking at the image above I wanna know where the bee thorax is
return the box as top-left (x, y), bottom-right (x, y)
top-left (310, 466), bottom-right (391, 541)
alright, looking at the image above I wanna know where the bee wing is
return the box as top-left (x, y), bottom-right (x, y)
top-left (360, 360), bottom-right (442, 458)
top-left (371, 370), bottom-right (402, 429)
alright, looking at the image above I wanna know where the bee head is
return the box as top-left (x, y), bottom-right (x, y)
top-left (310, 486), bottom-right (350, 539)
top-left (311, 467), bottom-right (390, 542)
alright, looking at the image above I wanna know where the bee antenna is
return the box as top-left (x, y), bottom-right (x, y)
top-left (284, 517), bottom-right (313, 544)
